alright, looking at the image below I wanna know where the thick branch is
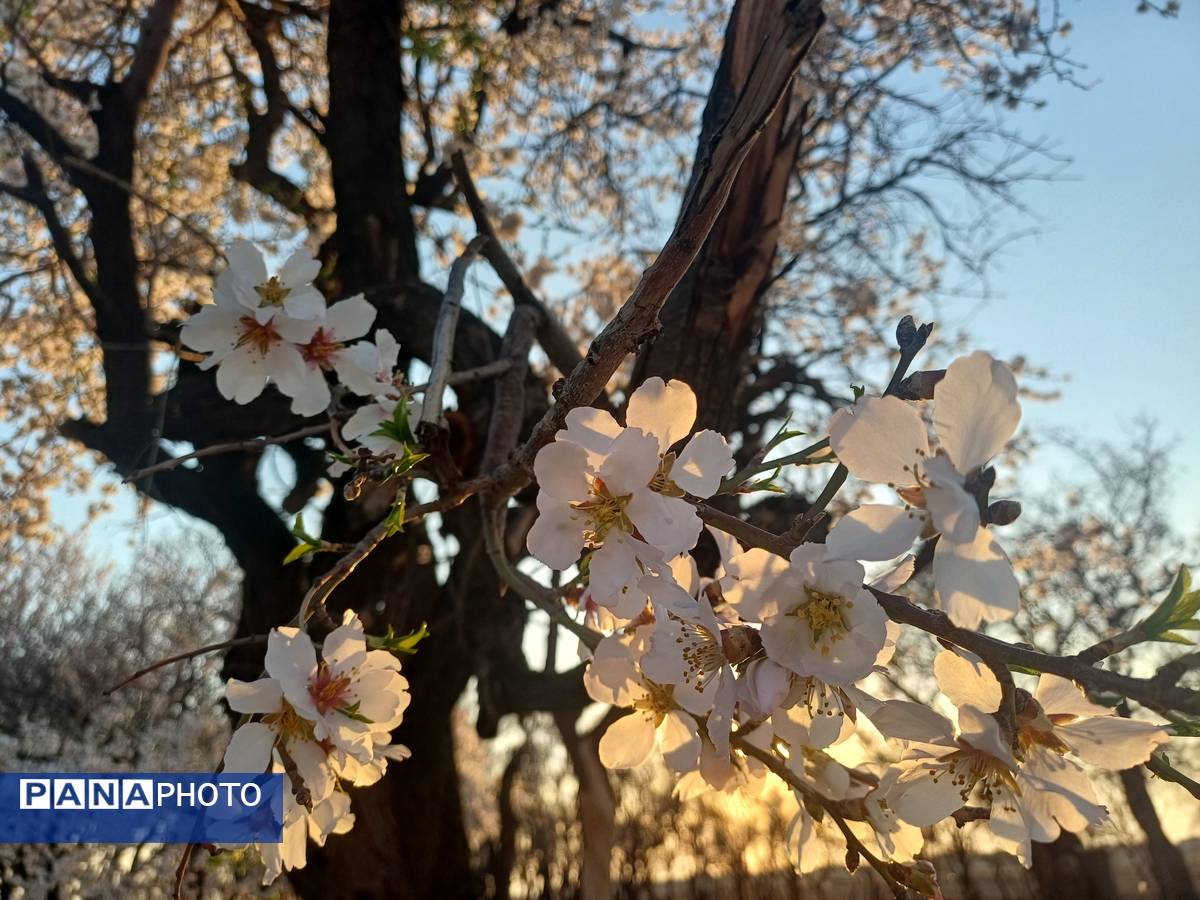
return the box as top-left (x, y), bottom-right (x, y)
top-left (486, 0), bottom-right (825, 499)
top-left (122, 0), bottom-right (186, 111)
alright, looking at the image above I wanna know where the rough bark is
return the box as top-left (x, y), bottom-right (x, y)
top-left (631, 0), bottom-right (808, 434)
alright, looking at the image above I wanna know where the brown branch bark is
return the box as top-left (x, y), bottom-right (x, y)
top-left (632, 0), bottom-right (813, 434)
top-left (486, 0), bottom-right (825, 499)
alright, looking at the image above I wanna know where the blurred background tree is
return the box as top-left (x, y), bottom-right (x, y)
top-left (0, 0), bottom-right (1189, 896)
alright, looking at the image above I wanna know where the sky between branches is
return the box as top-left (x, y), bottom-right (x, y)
top-left (49, 2), bottom-right (1199, 562)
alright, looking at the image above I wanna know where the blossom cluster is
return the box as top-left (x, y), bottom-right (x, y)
top-left (527, 360), bottom-right (1169, 881)
top-left (221, 611), bottom-right (412, 883)
top-left (178, 242), bottom-right (1175, 889)
top-left (180, 240), bottom-right (403, 419)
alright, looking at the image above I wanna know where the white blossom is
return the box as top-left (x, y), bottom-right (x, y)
top-left (216, 240), bottom-right (326, 323)
top-left (725, 544), bottom-right (887, 684)
top-left (288, 295), bottom-right (378, 415)
top-left (527, 378), bottom-right (734, 609)
top-left (584, 614), bottom-right (701, 774)
top-left (265, 610), bottom-right (411, 762)
top-left (639, 575), bottom-right (738, 764)
top-left (826, 352), bottom-right (1023, 628)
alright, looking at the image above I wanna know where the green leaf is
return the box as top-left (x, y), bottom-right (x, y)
top-left (1138, 566), bottom-right (1197, 640)
top-left (382, 495), bottom-right (407, 536)
top-left (370, 400), bottom-right (417, 447)
top-left (283, 542), bottom-right (317, 565)
top-left (387, 449), bottom-right (429, 480)
top-left (290, 513), bottom-right (317, 543)
top-left (1006, 663), bottom-right (1043, 677)
top-left (368, 622), bottom-right (431, 655)
top-left (1154, 631), bottom-right (1196, 645)
top-left (763, 415), bottom-right (803, 453)
top-left (851, 384), bottom-right (866, 400)
top-left (1167, 721), bottom-right (1200, 738)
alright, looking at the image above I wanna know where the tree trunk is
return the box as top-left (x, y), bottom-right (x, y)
top-left (631, 0), bottom-right (807, 434)
top-left (1030, 831), bottom-right (1119, 900)
top-left (1120, 766), bottom-right (1198, 900)
top-left (555, 711), bottom-right (617, 900)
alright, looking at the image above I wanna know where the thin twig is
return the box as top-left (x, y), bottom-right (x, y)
top-left (793, 316), bottom-right (932, 533)
top-left (450, 148), bottom-right (588, 384)
top-left (480, 1), bottom-right (825, 503)
top-left (63, 155), bottom-right (222, 255)
top-left (173, 842), bottom-right (195, 900)
top-left (718, 437), bottom-right (832, 495)
top-left (104, 635), bottom-right (268, 695)
top-left (412, 358), bottom-right (516, 392)
top-left (689, 503), bottom-right (1200, 716)
top-left (731, 735), bottom-right (907, 898)
top-left (123, 422), bottom-right (334, 483)
top-left (480, 499), bottom-right (602, 651)
top-left (294, 488), bottom-right (484, 629)
top-left (1147, 752), bottom-right (1200, 800)
top-left (419, 235), bottom-right (489, 427)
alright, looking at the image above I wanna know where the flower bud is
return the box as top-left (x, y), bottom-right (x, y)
top-left (988, 499), bottom-right (1022, 526)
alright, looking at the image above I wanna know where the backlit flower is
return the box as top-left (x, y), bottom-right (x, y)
top-left (825, 352), bottom-right (1022, 628)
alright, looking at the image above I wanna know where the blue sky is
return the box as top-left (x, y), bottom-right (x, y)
top-left (939, 5), bottom-right (1199, 529)
top-left (50, 3), bottom-right (1200, 560)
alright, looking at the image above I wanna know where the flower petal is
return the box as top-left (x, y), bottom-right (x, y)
top-left (829, 395), bottom-right (928, 486)
top-left (891, 766), bottom-right (968, 827)
top-left (527, 501), bottom-right (583, 570)
top-left (626, 377), bottom-right (696, 453)
top-left (599, 712), bottom-right (657, 768)
top-left (1058, 716), bottom-right (1169, 769)
top-left (180, 304), bottom-right (240, 353)
top-left (659, 711), bottom-right (701, 774)
top-left (933, 351), bottom-right (1021, 473)
top-left (215, 347), bottom-right (269, 405)
top-left (225, 677), bottom-right (283, 715)
top-left (587, 534), bottom-right (650, 616)
top-left (265, 627), bottom-right (318, 712)
top-left (824, 504), bottom-right (926, 562)
top-left (922, 454), bottom-right (979, 543)
top-left (671, 430), bottom-right (733, 498)
top-left (227, 239), bottom-right (268, 285)
top-left (560, 407), bottom-right (622, 466)
top-left (867, 700), bottom-right (955, 744)
top-left (286, 737), bottom-right (336, 803)
top-left (1034, 674), bottom-right (1111, 719)
top-left (933, 649), bottom-right (1002, 714)
top-left (222, 722), bottom-right (275, 774)
top-left (324, 294), bottom-right (376, 340)
top-left (722, 548), bottom-right (796, 622)
top-left (625, 489), bottom-right (701, 556)
top-left (931, 528), bottom-right (1019, 628)
top-left (598, 428), bottom-right (660, 496)
top-left (283, 286), bottom-right (327, 320)
top-left (280, 246), bottom-right (321, 288)
top-left (534, 440), bottom-right (591, 500)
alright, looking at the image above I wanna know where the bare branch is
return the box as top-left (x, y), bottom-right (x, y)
top-left (121, 0), bottom-right (186, 111)
top-left (450, 147), bottom-right (587, 381)
top-left (485, 0), bottom-right (825, 500)
top-left (418, 235), bottom-right (489, 428)
top-left (105, 635), bottom-right (268, 695)
top-left (122, 421), bottom-right (334, 483)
